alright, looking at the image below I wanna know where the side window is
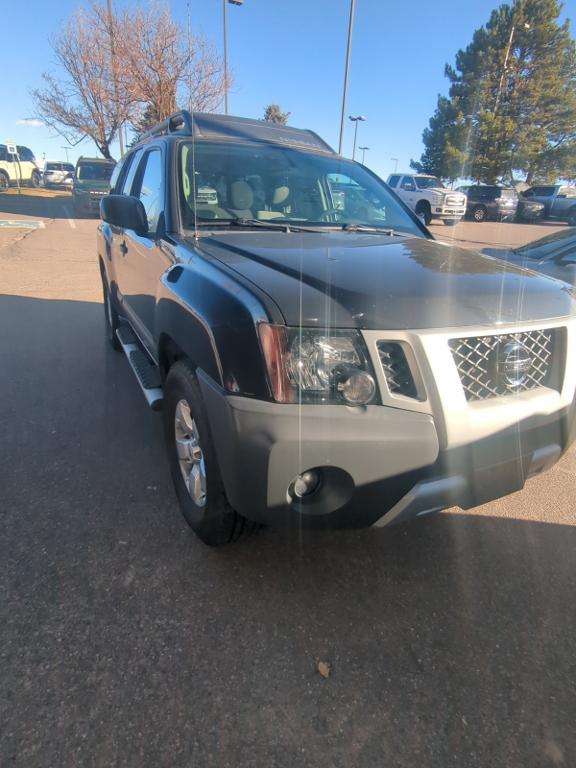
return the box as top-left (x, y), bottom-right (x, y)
top-left (119, 149), bottom-right (143, 195)
top-left (17, 147), bottom-right (34, 162)
top-left (388, 174), bottom-right (401, 188)
top-left (134, 150), bottom-right (164, 234)
top-left (401, 176), bottom-right (416, 192)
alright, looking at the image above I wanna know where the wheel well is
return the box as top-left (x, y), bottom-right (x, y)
top-left (415, 200), bottom-right (431, 212)
top-left (158, 334), bottom-right (193, 381)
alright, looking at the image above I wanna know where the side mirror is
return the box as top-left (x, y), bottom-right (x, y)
top-left (100, 194), bottom-right (148, 236)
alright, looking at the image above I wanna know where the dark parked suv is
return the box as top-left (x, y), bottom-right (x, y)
top-left (97, 111), bottom-right (576, 546)
top-left (457, 185), bottom-right (518, 222)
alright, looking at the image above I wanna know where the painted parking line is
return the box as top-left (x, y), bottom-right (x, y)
top-left (63, 207), bottom-right (77, 229)
top-left (0, 219), bottom-right (45, 229)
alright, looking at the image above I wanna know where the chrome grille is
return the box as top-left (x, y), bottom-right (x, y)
top-left (445, 194), bottom-right (465, 206)
top-left (377, 341), bottom-right (417, 398)
top-left (449, 329), bottom-right (557, 401)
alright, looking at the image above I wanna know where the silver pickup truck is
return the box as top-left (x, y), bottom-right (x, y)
top-left (522, 185), bottom-right (576, 224)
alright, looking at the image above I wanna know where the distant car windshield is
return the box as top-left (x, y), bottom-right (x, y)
top-left (179, 141), bottom-right (424, 236)
top-left (515, 228), bottom-right (576, 259)
top-left (76, 163), bottom-right (114, 181)
top-left (415, 176), bottom-right (444, 189)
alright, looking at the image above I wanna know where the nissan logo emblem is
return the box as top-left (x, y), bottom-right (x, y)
top-left (496, 342), bottom-right (533, 389)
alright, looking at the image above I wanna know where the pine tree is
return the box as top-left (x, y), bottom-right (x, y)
top-left (413, 0), bottom-right (576, 182)
top-left (263, 104), bottom-right (290, 125)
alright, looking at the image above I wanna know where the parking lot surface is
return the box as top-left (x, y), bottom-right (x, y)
top-left (1, 193), bottom-right (575, 767)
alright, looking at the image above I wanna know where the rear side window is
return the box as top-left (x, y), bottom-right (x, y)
top-left (388, 175), bottom-right (401, 188)
top-left (118, 150), bottom-right (143, 195)
top-left (17, 147), bottom-right (35, 162)
top-left (133, 150), bottom-right (164, 234)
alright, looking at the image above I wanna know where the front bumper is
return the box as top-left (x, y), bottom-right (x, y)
top-left (198, 370), bottom-right (576, 530)
top-left (433, 206), bottom-right (466, 219)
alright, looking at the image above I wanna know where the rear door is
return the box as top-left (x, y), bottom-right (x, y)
top-left (114, 146), bottom-right (170, 355)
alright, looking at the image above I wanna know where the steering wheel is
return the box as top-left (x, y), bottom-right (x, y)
top-left (318, 208), bottom-right (345, 222)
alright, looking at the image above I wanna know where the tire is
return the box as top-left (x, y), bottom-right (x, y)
top-left (472, 205), bottom-right (487, 222)
top-left (567, 208), bottom-right (576, 227)
top-left (0, 171), bottom-right (9, 190)
top-left (415, 202), bottom-right (432, 226)
top-left (164, 360), bottom-right (258, 546)
top-left (101, 273), bottom-right (121, 351)
top-left (443, 219), bottom-right (458, 227)
top-left (30, 170), bottom-right (40, 188)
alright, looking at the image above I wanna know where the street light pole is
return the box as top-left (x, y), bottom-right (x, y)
top-left (223, 0), bottom-right (243, 116)
top-left (61, 146), bottom-right (70, 163)
top-left (349, 115), bottom-right (365, 161)
top-left (338, 0), bottom-right (357, 155)
top-left (358, 146), bottom-right (369, 164)
top-left (391, 157), bottom-right (399, 173)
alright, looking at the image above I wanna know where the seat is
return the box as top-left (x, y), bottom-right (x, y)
top-left (228, 181), bottom-right (254, 219)
top-left (256, 185), bottom-right (290, 220)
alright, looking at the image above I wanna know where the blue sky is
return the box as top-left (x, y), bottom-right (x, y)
top-left (2, 0), bottom-right (575, 179)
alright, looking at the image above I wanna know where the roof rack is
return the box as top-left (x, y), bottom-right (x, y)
top-left (138, 110), bottom-right (193, 143)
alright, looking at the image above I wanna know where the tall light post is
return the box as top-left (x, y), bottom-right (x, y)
top-left (338, 0), bottom-right (357, 155)
top-left (223, 0), bottom-right (243, 116)
top-left (349, 115), bottom-right (365, 161)
top-left (358, 145), bottom-right (369, 164)
top-left (391, 157), bottom-right (399, 173)
top-left (61, 146), bottom-right (70, 163)
top-left (494, 21), bottom-right (530, 114)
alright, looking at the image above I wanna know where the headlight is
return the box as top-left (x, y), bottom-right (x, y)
top-left (259, 325), bottom-right (377, 405)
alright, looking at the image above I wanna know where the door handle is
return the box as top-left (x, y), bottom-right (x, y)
top-left (120, 241), bottom-right (128, 256)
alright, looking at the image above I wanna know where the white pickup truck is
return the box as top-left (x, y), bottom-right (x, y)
top-left (387, 173), bottom-right (467, 226)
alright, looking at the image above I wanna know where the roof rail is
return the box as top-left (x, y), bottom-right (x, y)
top-left (138, 110), bottom-right (193, 143)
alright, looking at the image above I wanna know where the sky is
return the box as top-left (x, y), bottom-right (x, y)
top-left (2, 0), bottom-right (575, 180)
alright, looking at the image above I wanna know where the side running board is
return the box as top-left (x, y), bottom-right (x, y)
top-left (116, 326), bottom-right (164, 411)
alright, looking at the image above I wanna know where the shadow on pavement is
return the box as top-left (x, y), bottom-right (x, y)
top-left (1, 293), bottom-right (574, 768)
top-left (0, 191), bottom-right (96, 220)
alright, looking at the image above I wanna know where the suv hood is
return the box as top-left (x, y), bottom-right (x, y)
top-left (198, 232), bottom-right (575, 330)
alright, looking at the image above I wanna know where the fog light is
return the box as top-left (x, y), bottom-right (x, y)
top-left (293, 470), bottom-right (320, 498)
top-left (339, 371), bottom-right (376, 405)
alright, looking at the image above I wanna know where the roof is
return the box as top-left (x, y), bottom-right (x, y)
top-left (137, 110), bottom-right (336, 155)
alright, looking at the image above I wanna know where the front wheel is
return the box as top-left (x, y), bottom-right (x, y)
top-left (415, 202), bottom-right (432, 226)
top-left (30, 170), bottom-right (40, 188)
top-left (0, 171), bottom-right (9, 190)
top-left (164, 361), bottom-right (258, 546)
top-left (567, 208), bottom-right (576, 226)
top-left (472, 205), bottom-right (487, 222)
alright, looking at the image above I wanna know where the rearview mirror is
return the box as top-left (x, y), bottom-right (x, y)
top-left (100, 194), bottom-right (148, 236)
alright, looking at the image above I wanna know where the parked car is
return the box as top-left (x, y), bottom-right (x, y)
top-left (387, 173), bottom-right (467, 226)
top-left (515, 197), bottom-right (545, 223)
top-left (73, 156), bottom-right (115, 215)
top-left (521, 185), bottom-right (576, 224)
top-left (482, 227), bottom-right (576, 285)
top-left (456, 184), bottom-right (518, 222)
top-left (98, 110), bottom-right (576, 546)
top-left (0, 144), bottom-right (41, 189)
top-left (43, 161), bottom-right (75, 189)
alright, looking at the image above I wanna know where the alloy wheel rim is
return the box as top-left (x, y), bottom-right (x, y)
top-left (174, 399), bottom-right (207, 507)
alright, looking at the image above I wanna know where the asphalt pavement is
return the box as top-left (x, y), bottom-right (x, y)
top-left (1, 193), bottom-right (575, 768)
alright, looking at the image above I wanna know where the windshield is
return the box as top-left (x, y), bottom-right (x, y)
top-left (515, 228), bottom-right (576, 259)
top-left (415, 176), bottom-right (444, 189)
top-left (179, 141), bottom-right (424, 236)
top-left (76, 163), bottom-right (114, 181)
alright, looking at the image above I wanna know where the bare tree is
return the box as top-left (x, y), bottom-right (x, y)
top-left (32, 1), bottom-right (228, 159)
top-left (32, 5), bottom-right (129, 159)
top-left (116, 2), bottom-right (228, 127)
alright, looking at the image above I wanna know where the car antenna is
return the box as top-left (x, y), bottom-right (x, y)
top-left (186, 0), bottom-right (199, 241)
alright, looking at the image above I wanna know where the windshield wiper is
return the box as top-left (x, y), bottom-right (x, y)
top-left (201, 218), bottom-right (321, 233)
top-left (341, 223), bottom-right (399, 236)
